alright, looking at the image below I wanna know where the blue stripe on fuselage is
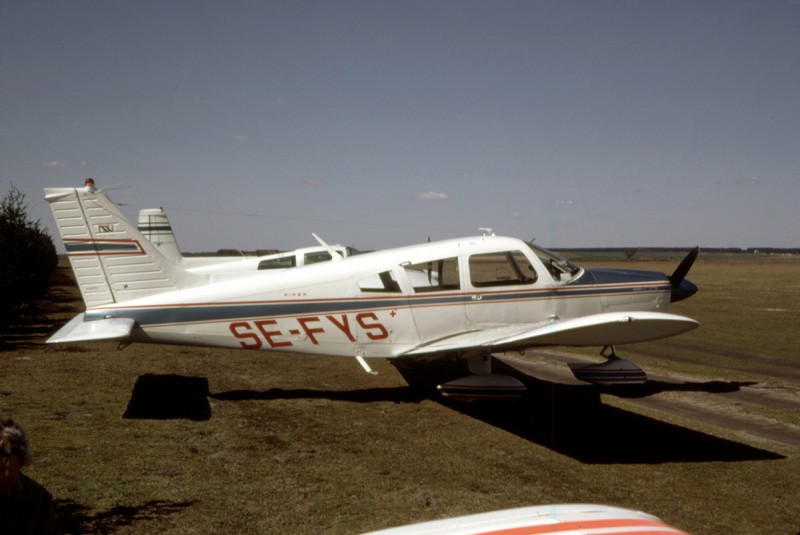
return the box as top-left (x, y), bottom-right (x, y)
top-left (84, 275), bottom-right (670, 327)
top-left (85, 296), bottom-right (418, 326)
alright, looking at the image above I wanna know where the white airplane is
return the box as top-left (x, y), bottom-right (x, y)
top-left (44, 179), bottom-right (699, 398)
top-left (361, 504), bottom-right (690, 534)
top-left (137, 207), bottom-right (362, 274)
top-left (136, 207), bottom-right (252, 269)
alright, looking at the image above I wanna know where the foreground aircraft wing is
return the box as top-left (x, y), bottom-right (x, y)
top-left (361, 504), bottom-right (690, 534)
top-left (47, 313), bottom-right (135, 344)
top-left (402, 311), bottom-right (698, 356)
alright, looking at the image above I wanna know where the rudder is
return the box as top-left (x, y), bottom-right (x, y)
top-left (44, 179), bottom-right (203, 307)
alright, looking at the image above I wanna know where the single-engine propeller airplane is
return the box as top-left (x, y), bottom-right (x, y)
top-left (45, 179), bottom-right (699, 399)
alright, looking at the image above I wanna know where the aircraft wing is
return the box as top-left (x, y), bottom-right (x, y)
top-left (402, 311), bottom-right (698, 356)
top-left (361, 504), bottom-right (690, 535)
top-left (47, 313), bottom-right (135, 344)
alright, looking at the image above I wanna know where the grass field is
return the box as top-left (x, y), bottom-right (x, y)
top-left (1, 256), bottom-right (798, 534)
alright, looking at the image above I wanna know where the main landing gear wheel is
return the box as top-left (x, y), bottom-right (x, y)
top-left (567, 345), bottom-right (648, 385)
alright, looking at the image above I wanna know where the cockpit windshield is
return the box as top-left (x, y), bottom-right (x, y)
top-left (527, 243), bottom-right (582, 282)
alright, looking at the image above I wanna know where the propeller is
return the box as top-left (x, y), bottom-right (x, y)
top-left (668, 246), bottom-right (699, 302)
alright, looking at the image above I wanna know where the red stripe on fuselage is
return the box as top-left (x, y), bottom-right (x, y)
top-left (473, 517), bottom-right (688, 535)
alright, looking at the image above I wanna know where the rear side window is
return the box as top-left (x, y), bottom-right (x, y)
top-left (403, 257), bottom-right (460, 293)
top-left (358, 271), bottom-right (402, 293)
top-left (258, 256), bottom-right (296, 270)
top-left (469, 251), bottom-right (537, 287)
top-left (304, 251), bottom-right (333, 265)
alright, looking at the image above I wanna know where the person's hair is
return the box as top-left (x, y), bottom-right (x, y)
top-left (0, 419), bottom-right (31, 466)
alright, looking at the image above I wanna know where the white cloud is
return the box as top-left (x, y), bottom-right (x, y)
top-left (416, 191), bottom-right (449, 201)
top-left (233, 134), bottom-right (249, 143)
top-left (510, 211), bottom-right (522, 219)
top-left (557, 198), bottom-right (576, 206)
top-left (43, 160), bottom-right (67, 168)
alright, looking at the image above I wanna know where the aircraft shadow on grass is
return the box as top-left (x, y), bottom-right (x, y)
top-left (122, 373), bottom-right (426, 421)
top-left (124, 370), bottom-right (783, 464)
top-left (123, 374), bottom-right (212, 421)
top-left (408, 360), bottom-right (783, 464)
top-left (597, 379), bottom-right (759, 398)
top-left (441, 383), bottom-right (784, 464)
top-left (54, 498), bottom-right (193, 535)
top-left (210, 386), bottom-right (426, 403)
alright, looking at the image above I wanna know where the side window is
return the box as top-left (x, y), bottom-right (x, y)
top-left (469, 251), bottom-right (537, 287)
top-left (304, 251), bottom-right (333, 265)
top-left (403, 257), bottom-right (460, 293)
top-left (258, 256), bottom-right (296, 270)
top-left (358, 271), bottom-right (401, 293)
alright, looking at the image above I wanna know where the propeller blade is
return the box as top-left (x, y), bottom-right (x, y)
top-left (668, 246), bottom-right (699, 303)
top-left (669, 246), bottom-right (699, 287)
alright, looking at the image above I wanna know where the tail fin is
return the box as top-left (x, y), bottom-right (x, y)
top-left (44, 180), bottom-right (204, 308)
top-left (137, 208), bottom-right (183, 263)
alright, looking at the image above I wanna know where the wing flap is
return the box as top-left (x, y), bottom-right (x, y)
top-left (403, 312), bottom-right (698, 355)
top-left (47, 313), bottom-right (135, 344)
top-left (402, 324), bottom-right (541, 355)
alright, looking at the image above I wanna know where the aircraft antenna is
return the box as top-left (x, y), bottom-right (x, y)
top-left (312, 233), bottom-right (344, 261)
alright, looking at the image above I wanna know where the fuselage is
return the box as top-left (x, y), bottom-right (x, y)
top-left (84, 235), bottom-right (673, 359)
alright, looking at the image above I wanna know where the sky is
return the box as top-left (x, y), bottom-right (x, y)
top-left (2, 0), bottom-right (799, 253)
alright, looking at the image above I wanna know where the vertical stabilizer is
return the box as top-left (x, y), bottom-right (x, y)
top-left (137, 208), bottom-right (183, 263)
top-left (44, 180), bottom-right (204, 307)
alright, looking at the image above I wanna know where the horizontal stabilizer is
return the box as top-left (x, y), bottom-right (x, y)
top-left (47, 313), bottom-right (135, 344)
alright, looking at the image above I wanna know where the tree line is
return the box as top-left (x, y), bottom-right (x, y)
top-left (0, 185), bottom-right (58, 329)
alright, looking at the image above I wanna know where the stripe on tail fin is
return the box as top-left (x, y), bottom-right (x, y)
top-left (137, 208), bottom-right (183, 263)
top-left (44, 181), bottom-right (204, 307)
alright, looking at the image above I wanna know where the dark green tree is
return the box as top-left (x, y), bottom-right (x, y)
top-left (0, 185), bottom-right (59, 328)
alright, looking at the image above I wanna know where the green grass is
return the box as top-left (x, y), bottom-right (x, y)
top-left (1, 259), bottom-right (799, 534)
